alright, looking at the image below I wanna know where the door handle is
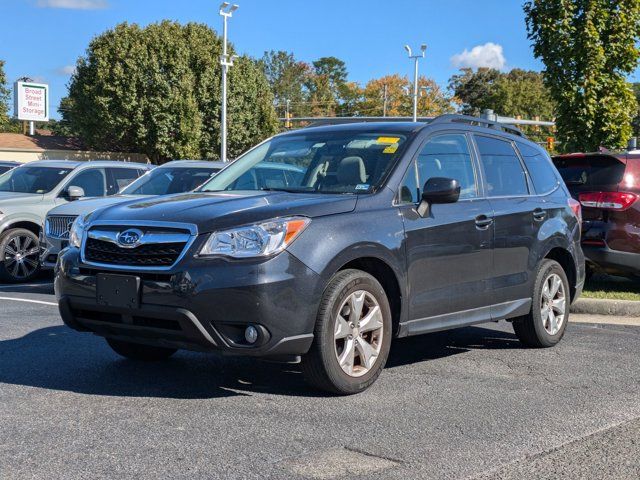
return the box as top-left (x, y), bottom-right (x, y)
top-left (533, 208), bottom-right (547, 222)
top-left (475, 214), bottom-right (493, 230)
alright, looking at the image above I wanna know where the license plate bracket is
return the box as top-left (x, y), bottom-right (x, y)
top-left (96, 273), bottom-right (141, 309)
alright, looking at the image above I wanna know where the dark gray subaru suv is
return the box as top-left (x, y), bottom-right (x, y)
top-left (55, 115), bottom-right (585, 394)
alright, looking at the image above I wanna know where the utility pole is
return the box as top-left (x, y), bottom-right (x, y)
top-left (219, 2), bottom-right (239, 162)
top-left (404, 44), bottom-right (427, 122)
top-left (382, 84), bottom-right (388, 117)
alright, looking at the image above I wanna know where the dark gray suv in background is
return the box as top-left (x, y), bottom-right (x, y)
top-left (55, 115), bottom-right (585, 394)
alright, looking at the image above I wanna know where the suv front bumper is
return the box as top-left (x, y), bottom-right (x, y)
top-left (55, 248), bottom-right (321, 356)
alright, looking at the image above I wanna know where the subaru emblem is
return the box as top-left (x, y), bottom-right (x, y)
top-left (117, 228), bottom-right (143, 247)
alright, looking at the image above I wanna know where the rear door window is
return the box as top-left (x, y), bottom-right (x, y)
top-left (475, 135), bottom-right (529, 197)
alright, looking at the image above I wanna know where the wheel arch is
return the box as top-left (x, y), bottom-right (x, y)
top-left (334, 255), bottom-right (404, 337)
top-left (2, 220), bottom-right (41, 237)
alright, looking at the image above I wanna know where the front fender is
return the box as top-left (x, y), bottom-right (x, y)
top-left (287, 202), bottom-right (407, 310)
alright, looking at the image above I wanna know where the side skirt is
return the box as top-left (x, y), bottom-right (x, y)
top-left (397, 298), bottom-right (532, 338)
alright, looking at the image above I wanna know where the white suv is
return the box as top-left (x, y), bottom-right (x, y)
top-left (0, 160), bottom-right (150, 283)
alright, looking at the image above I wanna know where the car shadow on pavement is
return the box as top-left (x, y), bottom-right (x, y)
top-left (0, 324), bottom-right (521, 399)
top-left (386, 325), bottom-right (521, 369)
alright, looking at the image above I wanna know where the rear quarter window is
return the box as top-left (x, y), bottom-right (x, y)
top-left (516, 141), bottom-right (560, 194)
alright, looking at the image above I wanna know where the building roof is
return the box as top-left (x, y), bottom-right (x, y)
top-left (0, 133), bottom-right (85, 151)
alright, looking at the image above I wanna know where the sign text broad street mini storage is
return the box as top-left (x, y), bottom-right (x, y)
top-left (14, 81), bottom-right (49, 122)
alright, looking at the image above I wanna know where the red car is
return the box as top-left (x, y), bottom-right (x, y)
top-left (553, 152), bottom-right (640, 277)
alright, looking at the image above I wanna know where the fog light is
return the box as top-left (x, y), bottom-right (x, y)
top-left (245, 325), bottom-right (258, 344)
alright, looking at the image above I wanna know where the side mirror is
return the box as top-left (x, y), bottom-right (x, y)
top-left (66, 186), bottom-right (85, 201)
top-left (417, 177), bottom-right (460, 217)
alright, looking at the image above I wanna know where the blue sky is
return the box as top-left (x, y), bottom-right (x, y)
top-left (2, 0), bottom-right (559, 119)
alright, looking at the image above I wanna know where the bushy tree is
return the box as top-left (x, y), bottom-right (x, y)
top-left (525, 0), bottom-right (640, 152)
top-left (62, 21), bottom-right (278, 162)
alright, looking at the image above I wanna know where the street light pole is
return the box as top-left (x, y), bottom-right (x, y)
top-left (404, 44), bottom-right (427, 122)
top-left (219, 2), bottom-right (239, 162)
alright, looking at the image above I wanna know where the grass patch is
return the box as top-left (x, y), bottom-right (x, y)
top-left (582, 274), bottom-right (640, 301)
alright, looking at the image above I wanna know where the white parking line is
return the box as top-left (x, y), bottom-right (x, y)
top-left (0, 296), bottom-right (57, 306)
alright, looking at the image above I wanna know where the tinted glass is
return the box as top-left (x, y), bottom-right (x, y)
top-left (516, 142), bottom-right (559, 194)
top-left (200, 132), bottom-right (408, 194)
top-left (417, 134), bottom-right (477, 199)
top-left (552, 155), bottom-right (626, 189)
top-left (0, 166), bottom-right (72, 194)
top-left (121, 167), bottom-right (220, 195)
top-left (69, 169), bottom-right (106, 197)
top-left (0, 166), bottom-right (13, 175)
top-left (110, 168), bottom-right (144, 193)
top-left (475, 135), bottom-right (528, 196)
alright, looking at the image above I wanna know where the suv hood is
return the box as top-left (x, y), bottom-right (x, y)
top-left (92, 191), bottom-right (358, 233)
top-left (48, 195), bottom-right (145, 217)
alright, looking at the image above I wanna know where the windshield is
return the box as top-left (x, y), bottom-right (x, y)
top-left (121, 167), bottom-right (221, 195)
top-left (0, 166), bottom-right (73, 194)
top-left (199, 131), bottom-right (408, 194)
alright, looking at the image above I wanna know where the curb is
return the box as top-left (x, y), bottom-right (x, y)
top-left (571, 298), bottom-right (640, 317)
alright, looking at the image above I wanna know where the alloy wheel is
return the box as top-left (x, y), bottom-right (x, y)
top-left (333, 290), bottom-right (384, 377)
top-left (3, 234), bottom-right (40, 280)
top-left (540, 273), bottom-right (566, 335)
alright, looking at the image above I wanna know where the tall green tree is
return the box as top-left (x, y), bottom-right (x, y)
top-left (525, 0), bottom-right (640, 152)
top-left (0, 60), bottom-right (12, 131)
top-left (259, 50), bottom-right (310, 117)
top-left (62, 21), bottom-right (278, 163)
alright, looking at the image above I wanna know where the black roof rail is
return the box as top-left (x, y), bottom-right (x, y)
top-left (429, 114), bottom-right (526, 138)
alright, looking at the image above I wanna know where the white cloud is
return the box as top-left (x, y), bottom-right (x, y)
top-left (37, 0), bottom-right (108, 9)
top-left (451, 42), bottom-right (506, 70)
top-left (57, 65), bottom-right (76, 76)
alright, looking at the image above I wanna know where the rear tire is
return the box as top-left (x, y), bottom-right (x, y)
top-left (302, 269), bottom-right (392, 395)
top-left (0, 228), bottom-right (41, 283)
top-left (106, 338), bottom-right (177, 361)
top-left (513, 259), bottom-right (570, 348)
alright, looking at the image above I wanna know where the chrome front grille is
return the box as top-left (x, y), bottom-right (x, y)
top-left (82, 223), bottom-right (194, 270)
top-left (46, 215), bottom-right (78, 239)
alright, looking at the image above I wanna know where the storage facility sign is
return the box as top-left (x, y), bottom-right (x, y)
top-left (14, 81), bottom-right (49, 122)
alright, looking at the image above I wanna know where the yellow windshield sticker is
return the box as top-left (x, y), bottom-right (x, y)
top-left (377, 136), bottom-right (400, 144)
top-left (383, 144), bottom-right (399, 154)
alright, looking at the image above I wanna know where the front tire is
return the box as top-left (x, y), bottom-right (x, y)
top-left (302, 269), bottom-right (392, 395)
top-left (513, 259), bottom-right (570, 348)
top-left (0, 228), bottom-right (41, 283)
top-left (106, 338), bottom-right (177, 361)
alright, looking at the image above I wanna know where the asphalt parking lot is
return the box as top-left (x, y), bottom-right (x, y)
top-left (1, 278), bottom-right (639, 480)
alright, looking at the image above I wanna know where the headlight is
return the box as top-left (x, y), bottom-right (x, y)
top-left (69, 213), bottom-right (91, 248)
top-left (199, 216), bottom-right (310, 258)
